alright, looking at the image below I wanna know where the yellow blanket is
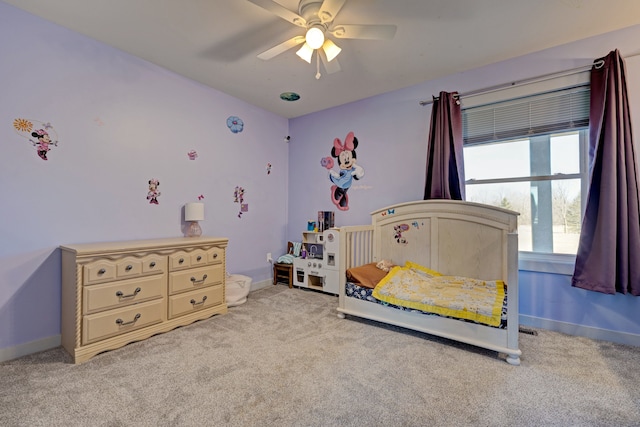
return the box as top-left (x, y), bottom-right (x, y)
top-left (371, 261), bottom-right (505, 327)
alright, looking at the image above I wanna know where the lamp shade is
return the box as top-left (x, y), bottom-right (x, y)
top-left (185, 202), bottom-right (205, 222)
top-left (322, 39), bottom-right (341, 62)
top-left (296, 43), bottom-right (314, 63)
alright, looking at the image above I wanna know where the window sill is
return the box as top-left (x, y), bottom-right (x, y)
top-left (518, 252), bottom-right (575, 275)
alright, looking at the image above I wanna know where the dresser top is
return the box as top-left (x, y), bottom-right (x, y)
top-left (60, 236), bottom-right (228, 256)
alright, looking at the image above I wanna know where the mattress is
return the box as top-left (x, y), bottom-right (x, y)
top-left (345, 281), bottom-right (508, 329)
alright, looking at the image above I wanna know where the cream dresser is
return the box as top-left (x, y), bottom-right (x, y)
top-left (60, 237), bottom-right (228, 363)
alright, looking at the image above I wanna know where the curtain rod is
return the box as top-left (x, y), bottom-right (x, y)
top-left (419, 52), bottom-right (640, 107)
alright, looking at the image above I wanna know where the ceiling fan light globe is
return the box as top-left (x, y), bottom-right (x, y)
top-left (322, 39), bottom-right (341, 62)
top-left (305, 26), bottom-right (325, 49)
top-left (296, 43), bottom-right (314, 63)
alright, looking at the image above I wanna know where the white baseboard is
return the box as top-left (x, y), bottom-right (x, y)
top-left (520, 315), bottom-right (640, 347)
top-left (0, 335), bottom-right (61, 363)
top-left (250, 278), bottom-right (273, 292)
top-left (1, 280), bottom-right (273, 363)
top-left (5, 308), bottom-right (635, 363)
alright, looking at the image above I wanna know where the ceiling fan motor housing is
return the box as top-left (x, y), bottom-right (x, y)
top-left (298, 0), bottom-right (330, 30)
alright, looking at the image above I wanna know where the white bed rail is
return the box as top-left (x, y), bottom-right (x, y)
top-left (337, 225), bottom-right (374, 307)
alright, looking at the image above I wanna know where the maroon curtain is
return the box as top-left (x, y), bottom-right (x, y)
top-left (424, 91), bottom-right (465, 200)
top-left (572, 50), bottom-right (640, 295)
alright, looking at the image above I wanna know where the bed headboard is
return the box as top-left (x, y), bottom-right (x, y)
top-left (371, 200), bottom-right (518, 281)
top-left (338, 199), bottom-right (518, 287)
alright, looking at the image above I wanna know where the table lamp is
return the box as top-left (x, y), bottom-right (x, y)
top-left (185, 202), bottom-right (204, 237)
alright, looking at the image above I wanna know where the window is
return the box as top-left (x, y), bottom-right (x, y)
top-left (462, 86), bottom-right (589, 256)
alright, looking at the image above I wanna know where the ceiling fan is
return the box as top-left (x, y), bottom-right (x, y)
top-left (248, 0), bottom-right (397, 78)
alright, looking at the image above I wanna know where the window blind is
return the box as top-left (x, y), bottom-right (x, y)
top-left (462, 85), bottom-right (590, 145)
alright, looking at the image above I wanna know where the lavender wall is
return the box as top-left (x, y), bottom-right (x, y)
top-left (0, 2), bottom-right (289, 355)
top-left (288, 26), bottom-right (640, 345)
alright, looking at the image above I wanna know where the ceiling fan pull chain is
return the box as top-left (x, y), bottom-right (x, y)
top-left (316, 52), bottom-right (321, 80)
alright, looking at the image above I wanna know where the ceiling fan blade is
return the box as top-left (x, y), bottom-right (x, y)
top-left (319, 49), bottom-right (341, 74)
top-left (247, 0), bottom-right (307, 27)
top-left (329, 24), bottom-right (397, 40)
top-left (318, 0), bottom-right (347, 24)
top-left (257, 36), bottom-right (305, 60)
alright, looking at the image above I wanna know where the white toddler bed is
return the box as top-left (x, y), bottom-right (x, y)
top-left (336, 199), bottom-right (521, 365)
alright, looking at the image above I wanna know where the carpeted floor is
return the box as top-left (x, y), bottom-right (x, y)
top-left (1, 285), bottom-right (639, 427)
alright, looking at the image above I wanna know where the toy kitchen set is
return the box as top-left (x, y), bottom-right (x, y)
top-left (293, 211), bottom-right (340, 295)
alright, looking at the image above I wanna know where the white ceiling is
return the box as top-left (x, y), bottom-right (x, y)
top-left (5, 0), bottom-right (640, 118)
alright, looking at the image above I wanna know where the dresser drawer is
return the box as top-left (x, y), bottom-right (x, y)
top-left (208, 246), bottom-right (224, 264)
top-left (85, 261), bottom-right (117, 284)
top-left (141, 255), bottom-right (166, 274)
top-left (83, 275), bottom-right (165, 315)
top-left (168, 264), bottom-right (223, 294)
top-left (189, 249), bottom-right (209, 268)
top-left (168, 285), bottom-right (224, 319)
top-left (82, 299), bottom-right (164, 345)
top-left (85, 254), bottom-right (166, 285)
top-left (169, 251), bottom-right (192, 270)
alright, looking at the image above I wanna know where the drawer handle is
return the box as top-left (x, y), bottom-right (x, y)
top-left (213, 253), bottom-right (218, 259)
top-left (116, 313), bottom-right (141, 326)
top-left (190, 274), bottom-right (208, 285)
top-left (125, 264), bottom-right (133, 271)
top-left (197, 255), bottom-right (202, 261)
top-left (179, 258), bottom-right (185, 264)
top-left (150, 261), bottom-right (156, 267)
top-left (190, 296), bottom-right (208, 306)
top-left (98, 268), bottom-right (106, 275)
top-left (116, 287), bottom-right (141, 299)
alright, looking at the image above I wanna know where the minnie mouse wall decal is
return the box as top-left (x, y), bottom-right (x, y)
top-left (13, 118), bottom-right (59, 161)
top-left (325, 131), bottom-right (365, 211)
top-left (147, 179), bottom-right (161, 205)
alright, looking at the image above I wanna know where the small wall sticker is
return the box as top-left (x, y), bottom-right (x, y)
top-left (147, 178), bottom-right (161, 205)
top-left (234, 186), bottom-right (246, 218)
top-left (266, 163), bottom-right (272, 175)
top-left (320, 156), bottom-right (334, 169)
top-left (188, 150), bottom-right (198, 160)
top-left (13, 118), bottom-right (59, 161)
top-left (393, 224), bottom-right (410, 245)
top-left (227, 116), bottom-right (244, 133)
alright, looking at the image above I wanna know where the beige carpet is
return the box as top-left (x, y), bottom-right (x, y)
top-left (1, 285), bottom-right (639, 427)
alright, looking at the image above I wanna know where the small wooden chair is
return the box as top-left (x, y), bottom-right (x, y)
top-left (273, 242), bottom-right (294, 288)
